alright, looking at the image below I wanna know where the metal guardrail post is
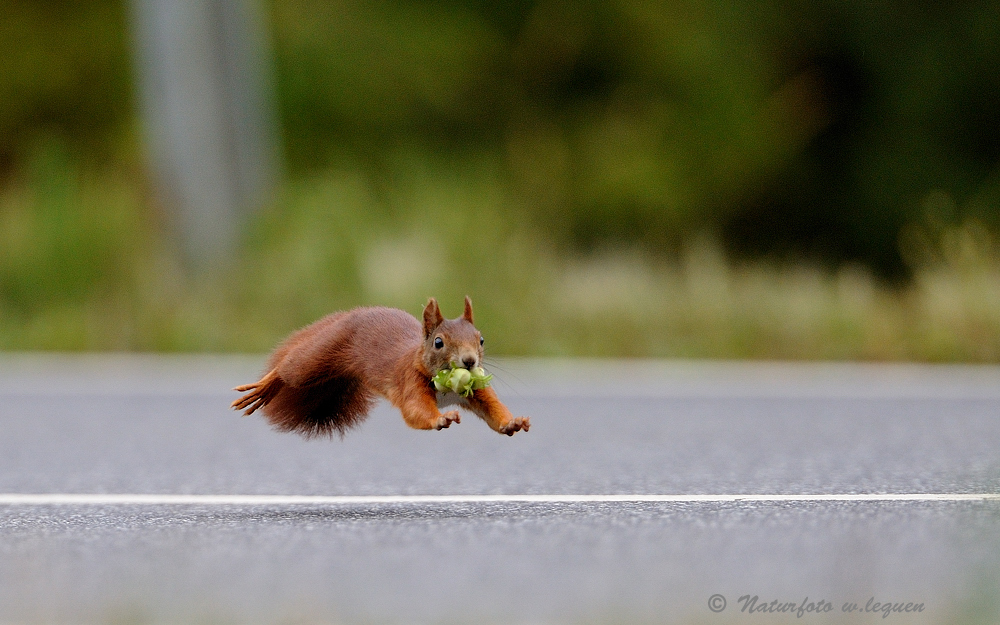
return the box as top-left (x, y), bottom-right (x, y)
top-left (130, 0), bottom-right (280, 268)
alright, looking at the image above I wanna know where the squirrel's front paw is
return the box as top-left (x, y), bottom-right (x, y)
top-left (499, 416), bottom-right (530, 436)
top-left (434, 410), bottom-right (461, 430)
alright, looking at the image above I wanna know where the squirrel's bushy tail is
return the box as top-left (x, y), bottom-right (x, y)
top-left (233, 370), bottom-right (375, 438)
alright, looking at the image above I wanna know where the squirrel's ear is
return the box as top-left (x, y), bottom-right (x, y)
top-left (463, 296), bottom-right (474, 324)
top-left (423, 297), bottom-right (444, 336)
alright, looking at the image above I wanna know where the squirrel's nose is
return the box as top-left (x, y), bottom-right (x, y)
top-left (462, 356), bottom-right (477, 369)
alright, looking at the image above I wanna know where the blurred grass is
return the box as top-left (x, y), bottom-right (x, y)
top-left (2, 142), bottom-right (999, 360)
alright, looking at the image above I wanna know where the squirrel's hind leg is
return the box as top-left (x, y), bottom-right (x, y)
top-left (231, 369), bottom-right (283, 416)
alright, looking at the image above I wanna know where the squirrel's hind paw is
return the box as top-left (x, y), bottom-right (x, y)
top-left (231, 392), bottom-right (265, 415)
top-left (231, 369), bottom-right (282, 416)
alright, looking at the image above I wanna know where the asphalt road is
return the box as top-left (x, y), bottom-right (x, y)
top-left (1, 355), bottom-right (1000, 624)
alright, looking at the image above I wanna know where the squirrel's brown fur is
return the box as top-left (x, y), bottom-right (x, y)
top-left (231, 297), bottom-right (530, 438)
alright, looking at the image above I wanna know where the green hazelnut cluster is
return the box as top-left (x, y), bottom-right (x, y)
top-left (432, 365), bottom-right (493, 397)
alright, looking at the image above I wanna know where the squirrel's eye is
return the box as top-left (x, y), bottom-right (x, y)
top-left (434, 337), bottom-right (444, 349)
top-left (480, 336), bottom-right (484, 345)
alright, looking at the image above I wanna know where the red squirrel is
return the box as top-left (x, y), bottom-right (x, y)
top-left (231, 297), bottom-right (530, 437)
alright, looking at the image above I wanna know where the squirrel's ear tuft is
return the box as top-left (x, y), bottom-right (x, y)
top-left (463, 296), bottom-right (474, 324)
top-left (423, 297), bottom-right (444, 336)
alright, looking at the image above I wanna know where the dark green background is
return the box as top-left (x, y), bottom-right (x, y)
top-left (3, 0), bottom-right (999, 277)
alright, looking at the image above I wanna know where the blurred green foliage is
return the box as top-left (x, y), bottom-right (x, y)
top-left (3, 146), bottom-right (1000, 360)
top-left (0, 0), bottom-right (133, 167)
top-left (1, 0), bottom-right (1000, 357)
top-left (3, 0), bottom-right (999, 272)
top-left (270, 0), bottom-right (1000, 277)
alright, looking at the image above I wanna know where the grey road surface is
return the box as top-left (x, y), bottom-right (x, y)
top-left (1, 355), bottom-right (999, 624)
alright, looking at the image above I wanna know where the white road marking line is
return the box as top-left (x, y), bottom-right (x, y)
top-left (0, 493), bottom-right (997, 505)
